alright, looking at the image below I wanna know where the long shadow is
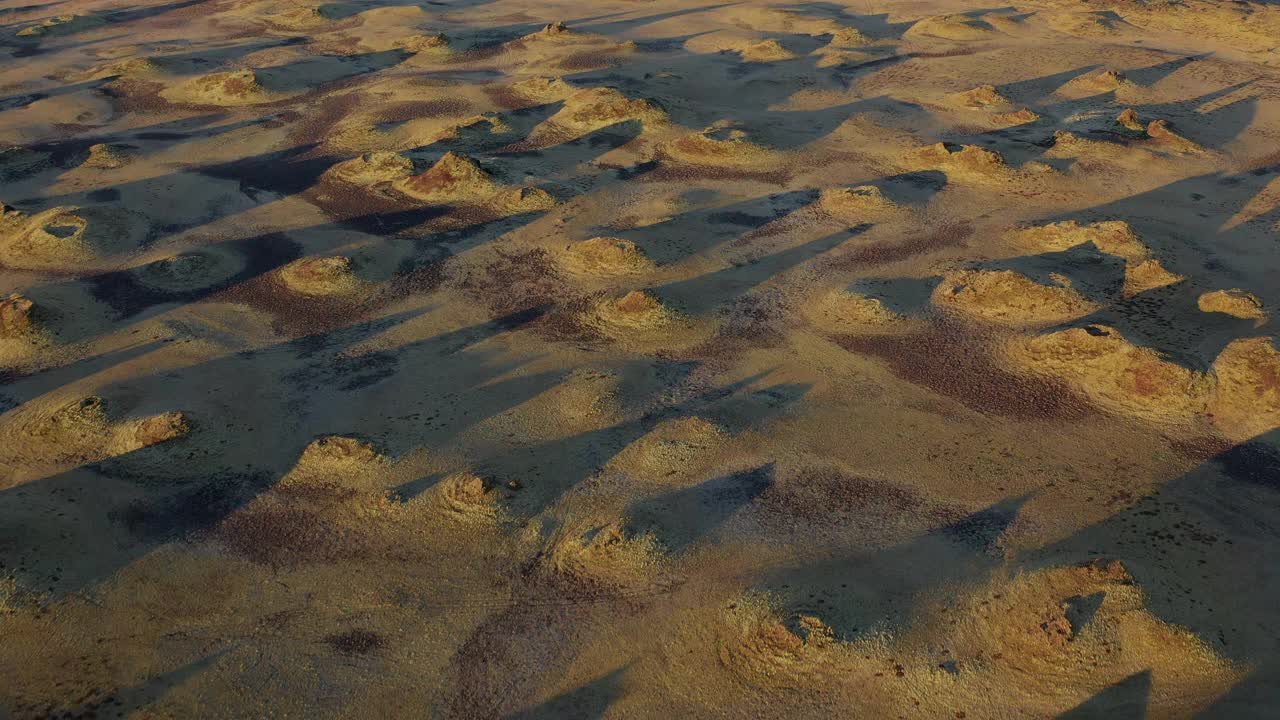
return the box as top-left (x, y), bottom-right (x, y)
top-left (1, 30), bottom-right (126, 58)
top-left (880, 157), bottom-right (1279, 373)
top-left (1057, 671), bottom-right (1151, 720)
top-left (1050, 279), bottom-right (1266, 372)
top-left (0, 77), bottom-right (112, 114)
top-left (14, 204), bottom-right (455, 347)
top-left (0, 0), bottom-right (68, 16)
top-left (653, 226), bottom-right (865, 315)
top-left (1033, 165), bottom-right (1280, 323)
top-left (576, 4), bottom-right (737, 36)
top-left (0, 305), bottom-right (560, 597)
top-left (1, 113), bottom-right (282, 197)
top-left (1124, 53), bottom-right (1211, 87)
top-left (476, 370), bottom-right (810, 519)
top-left (773, 3), bottom-right (916, 40)
top-left (40, 649), bottom-right (229, 718)
top-left (255, 49), bottom-right (412, 94)
top-left (1127, 81), bottom-right (1258, 151)
top-left (748, 95), bottom-right (926, 151)
top-left (10, 104), bottom-right (655, 353)
top-left (608, 189), bottom-right (818, 265)
top-left (504, 666), bottom-right (628, 720)
top-left (967, 71), bottom-right (1259, 165)
top-left (564, 45), bottom-right (916, 134)
top-left (461, 12), bottom-right (629, 50)
top-left (415, 101), bottom-right (566, 156)
top-left (488, 119), bottom-right (646, 185)
top-left (757, 496), bottom-right (1028, 640)
top-left (15, 143), bottom-right (336, 220)
top-left (0, 340), bottom-right (165, 400)
top-left (439, 377), bottom-right (809, 716)
top-left (98, 0), bottom-right (211, 26)
top-left (139, 36), bottom-right (310, 74)
top-left (628, 464), bottom-right (774, 553)
top-left (996, 64), bottom-right (1104, 106)
top-left (864, 238), bottom-right (1265, 374)
top-left (1020, 428), bottom-right (1280, 714)
top-left (3, 0), bottom-right (209, 47)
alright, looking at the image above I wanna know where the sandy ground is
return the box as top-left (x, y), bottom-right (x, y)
top-left (1, 0), bottom-right (1279, 716)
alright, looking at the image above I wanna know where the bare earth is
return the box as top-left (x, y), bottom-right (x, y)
top-left (2, 0), bottom-right (1279, 716)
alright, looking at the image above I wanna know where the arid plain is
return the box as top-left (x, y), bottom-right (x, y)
top-left (2, 0), bottom-right (1280, 716)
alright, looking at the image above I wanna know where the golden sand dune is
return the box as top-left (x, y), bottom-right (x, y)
top-left (2, 0), bottom-right (1280, 715)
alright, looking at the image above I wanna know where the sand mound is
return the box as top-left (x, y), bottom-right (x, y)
top-left (927, 559), bottom-right (1237, 709)
top-left (324, 151), bottom-right (414, 186)
top-left (804, 289), bottom-right (907, 334)
top-left (1009, 221), bottom-right (1177, 298)
top-left (932, 270), bottom-right (1098, 326)
top-left (819, 185), bottom-right (902, 220)
top-left (1209, 337), bottom-right (1280, 439)
top-left (685, 32), bottom-right (799, 62)
top-left (1123, 258), bottom-right (1184, 296)
top-left (1199, 289), bottom-right (1265, 322)
top-left (1047, 10), bottom-right (1128, 37)
top-left (534, 87), bottom-right (666, 139)
top-left (131, 249), bottom-right (243, 294)
top-left (297, 435), bottom-right (384, 471)
top-left (525, 20), bottom-right (574, 40)
top-left (1147, 119), bottom-right (1204, 154)
top-left (274, 256), bottom-right (362, 296)
top-left (954, 84), bottom-right (1010, 108)
top-left (547, 519), bottom-right (666, 591)
top-left (426, 471), bottom-right (505, 523)
top-left (948, 85), bottom-right (1041, 126)
top-left (826, 27), bottom-right (870, 48)
top-left (81, 143), bottom-right (132, 169)
top-left (213, 449), bottom-right (409, 566)
top-left (131, 412), bottom-right (192, 447)
top-left (1116, 108), bottom-right (1145, 132)
top-left (1046, 130), bottom-right (1115, 157)
top-left (0, 205), bottom-right (142, 270)
top-left (1005, 325), bottom-right (1210, 425)
top-left (395, 152), bottom-right (554, 212)
top-left (710, 556), bottom-right (1235, 708)
top-left (1005, 322), bottom-right (1274, 433)
top-left (611, 416), bottom-right (726, 479)
top-left (393, 33), bottom-right (452, 56)
top-left (561, 237), bottom-right (655, 277)
top-left (3, 396), bottom-right (189, 470)
top-left (0, 294), bottom-right (36, 338)
top-left (906, 14), bottom-right (999, 41)
top-left (86, 56), bottom-right (166, 80)
top-left (162, 69), bottom-right (275, 106)
top-left (718, 595), bottom-right (844, 689)
top-left (1060, 68), bottom-right (1130, 96)
top-left (758, 465), bottom-right (930, 526)
top-left (592, 290), bottom-right (674, 334)
top-left (1005, 220), bottom-right (1150, 263)
top-left (736, 38), bottom-right (796, 62)
top-left (0, 293), bottom-right (47, 370)
top-left (263, 6), bottom-right (331, 30)
top-left (664, 125), bottom-right (773, 166)
top-left (910, 143), bottom-right (1015, 179)
top-left (507, 75), bottom-right (577, 103)
top-left (16, 14), bottom-right (99, 37)
top-left (992, 108), bottom-right (1041, 126)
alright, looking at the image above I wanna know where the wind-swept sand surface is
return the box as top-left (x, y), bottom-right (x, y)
top-left (2, 0), bottom-right (1280, 716)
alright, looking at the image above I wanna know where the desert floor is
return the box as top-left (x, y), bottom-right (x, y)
top-left (2, 0), bottom-right (1280, 716)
